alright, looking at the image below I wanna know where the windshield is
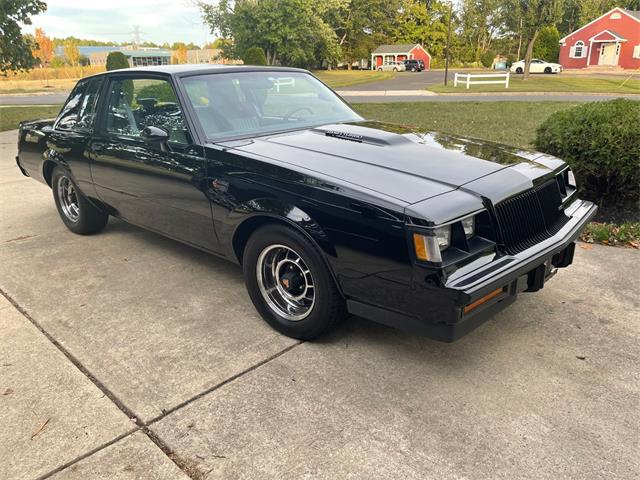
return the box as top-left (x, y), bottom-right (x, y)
top-left (181, 71), bottom-right (362, 140)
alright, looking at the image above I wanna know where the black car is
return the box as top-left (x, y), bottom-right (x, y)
top-left (404, 59), bottom-right (424, 72)
top-left (16, 65), bottom-right (596, 342)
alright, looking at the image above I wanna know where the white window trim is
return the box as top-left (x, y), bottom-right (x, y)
top-left (570, 41), bottom-right (587, 59)
top-left (633, 45), bottom-right (640, 59)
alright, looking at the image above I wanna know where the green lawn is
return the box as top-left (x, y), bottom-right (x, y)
top-left (428, 75), bottom-right (640, 94)
top-left (313, 70), bottom-right (395, 88)
top-left (0, 106), bottom-right (61, 132)
top-left (352, 101), bottom-right (579, 148)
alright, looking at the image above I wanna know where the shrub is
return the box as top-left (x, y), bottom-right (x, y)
top-left (243, 47), bottom-right (267, 66)
top-left (106, 51), bottom-right (129, 71)
top-left (137, 82), bottom-right (176, 103)
top-left (533, 26), bottom-right (560, 62)
top-left (534, 99), bottom-right (640, 209)
top-left (480, 50), bottom-right (495, 68)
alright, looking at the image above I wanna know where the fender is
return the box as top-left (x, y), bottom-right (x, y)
top-left (218, 198), bottom-right (341, 290)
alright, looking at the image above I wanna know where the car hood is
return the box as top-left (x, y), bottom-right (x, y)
top-left (229, 121), bottom-right (563, 205)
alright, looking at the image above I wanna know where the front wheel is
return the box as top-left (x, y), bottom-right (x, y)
top-left (243, 225), bottom-right (346, 340)
top-left (378, 68), bottom-right (383, 72)
top-left (393, 68), bottom-right (398, 72)
top-left (515, 67), bottom-right (523, 74)
top-left (52, 167), bottom-right (108, 234)
top-left (544, 67), bottom-right (552, 74)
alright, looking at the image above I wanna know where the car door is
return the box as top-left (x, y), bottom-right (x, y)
top-left (89, 74), bottom-right (218, 252)
top-left (530, 59), bottom-right (544, 73)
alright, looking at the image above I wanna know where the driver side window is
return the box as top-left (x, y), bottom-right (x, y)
top-left (105, 77), bottom-right (189, 144)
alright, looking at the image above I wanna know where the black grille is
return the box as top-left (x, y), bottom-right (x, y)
top-left (494, 179), bottom-right (569, 254)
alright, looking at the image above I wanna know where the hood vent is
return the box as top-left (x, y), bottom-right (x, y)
top-left (324, 130), bottom-right (363, 143)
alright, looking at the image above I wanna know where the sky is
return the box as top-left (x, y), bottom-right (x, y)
top-left (24, 0), bottom-right (215, 46)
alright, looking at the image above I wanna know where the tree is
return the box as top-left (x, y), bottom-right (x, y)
top-left (106, 51), bottom-right (129, 70)
top-left (391, 0), bottom-right (449, 60)
top-left (502, 0), bottom-right (564, 80)
top-left (200, 0), bottom-right (341, 68)
top-left (63, 40), bottom-right (80, 66)
top-left (532, 26), bottom-right (560, 62)
top-left (0, 0), bottom-right (47, 73)
top-left (172, 45), bottom-right (188, 64)
top-left (243, 47), bottom-right (267, 65)
top-left (457, 0), bottom-right (503, 63)
top-left (32, 27), bottom-right (54, 67)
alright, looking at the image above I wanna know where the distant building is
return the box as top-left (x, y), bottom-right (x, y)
top-left (89, 49), bottom-right (171, 67)
top-left (559, 7), bottom-right (640, 70)
top-left (186, 49), bottom-right (243, 65)
top-left (371, 44), bottom-right (431, 70)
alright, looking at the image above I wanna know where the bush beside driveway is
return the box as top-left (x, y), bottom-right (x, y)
top-left (1, 129), bottom-right (639, 479)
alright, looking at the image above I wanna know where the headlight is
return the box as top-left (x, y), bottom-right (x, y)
top-left (434, 225), bottom-right (451, 249)
top-left (567, 169), bottom-right (576, 187)
top-left (461, 216), bottom-right (475, 238)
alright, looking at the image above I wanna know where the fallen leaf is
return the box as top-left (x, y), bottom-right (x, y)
top-left (579, 243), bottom-right (593, 250)
top-left (576, 355), bottom-right (586, 361)
top-left (2, 388), bottom-right (13, 395)
top-left (31, 418), bottom-right (51, 440)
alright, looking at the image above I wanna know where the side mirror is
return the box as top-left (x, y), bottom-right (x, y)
top-left (141, 125), bottom-right (169, 142)
top-left (141, 126), bottom-right (171, 152)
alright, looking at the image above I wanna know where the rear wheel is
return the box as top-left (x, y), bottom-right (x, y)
top-left (243, 224), bottom-right (346, 340)
top-left (393, 67), bottom-right (398, 72)
top-left (52, 167), bottom-right (108, 234)
top-left (516, 67), bottom-right (523, 74)
top-left (378, 67), bottom-right (383, 72)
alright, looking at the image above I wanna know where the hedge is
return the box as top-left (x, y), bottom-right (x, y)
top-left (534, 99), bottom-right (640, 209)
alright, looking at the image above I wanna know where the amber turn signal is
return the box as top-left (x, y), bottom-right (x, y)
top-left (413, 233), bottom-right (429, 261)
top-left (463, 287), bottom-right (504, 314)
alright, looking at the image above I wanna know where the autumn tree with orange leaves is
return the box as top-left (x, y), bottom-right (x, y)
top-left (32, 28), bottom-right (54, 66)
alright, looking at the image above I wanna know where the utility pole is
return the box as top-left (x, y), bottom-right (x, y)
top-left (444, 0), bottom-right (453, 86)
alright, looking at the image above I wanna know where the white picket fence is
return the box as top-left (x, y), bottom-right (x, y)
top-left (274, 77), bottom-right (295, 93)
top-left (454, 72), bottom-right (510, 89)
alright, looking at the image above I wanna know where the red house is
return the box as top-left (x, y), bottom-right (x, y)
top-left (559, 7), bottom-right (640, 70)
top-left (370, 44), bottom-right (431, 70)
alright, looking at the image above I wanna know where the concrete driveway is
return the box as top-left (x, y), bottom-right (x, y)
top-left (1, 129), bottom-right (638, 480)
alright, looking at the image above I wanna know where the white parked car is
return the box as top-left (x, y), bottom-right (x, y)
top-left (510, 59), bottom-right (563, 74)
top-left (377, 61), bottom-right (406, 72)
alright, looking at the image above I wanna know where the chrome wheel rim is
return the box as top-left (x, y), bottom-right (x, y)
top-left (256, 244), bottom-right (315, 321)
top-left (58, 176), bottom-right (80, 222)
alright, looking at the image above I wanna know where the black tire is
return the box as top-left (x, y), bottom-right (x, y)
top-left (411, 67), bottom-right (416, 72)
top-left (393, 68), bottom-right (398, 72)
top-left (378, 68), bottom-right (383, 72)
top-left (544, 67), bottom-right (552, 74)
top-left (516, 67), bottom-right (523, 74)
top-left (243, 224), bottom-right (346, 340)
top-left (52, 166), bottom-right (108, 235)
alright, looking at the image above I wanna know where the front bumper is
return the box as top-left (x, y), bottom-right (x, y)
top-left (347, 199), bottom-right (597, 342)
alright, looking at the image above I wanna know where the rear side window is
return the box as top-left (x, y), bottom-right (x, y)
top-left (54, 77), bottom-right (104, 132)
top-left (104, 77), bottom-right (189, 144)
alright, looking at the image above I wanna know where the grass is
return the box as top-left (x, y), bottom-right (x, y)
top-left (353, 101), bottom-right (580, 148)
top-left (0, 105), bottom-right (61, 132)
top-left (313, 70), bottom-right (395, 88)
top-left (581, 222), bottom-right (640, 248)
top-left (428, 74), bottom-right (640, 94)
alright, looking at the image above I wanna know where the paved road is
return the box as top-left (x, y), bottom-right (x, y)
top-left (1, 129), bottom-right (639, 479)
top-left (0, 92), bottom-right (68, 105)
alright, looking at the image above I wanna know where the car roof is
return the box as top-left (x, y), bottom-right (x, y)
top-left (84, 64), bottom-right (310, 79)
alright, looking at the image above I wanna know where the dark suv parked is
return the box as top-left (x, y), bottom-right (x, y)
top-left (404, 59), bottom-right (424, 72)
